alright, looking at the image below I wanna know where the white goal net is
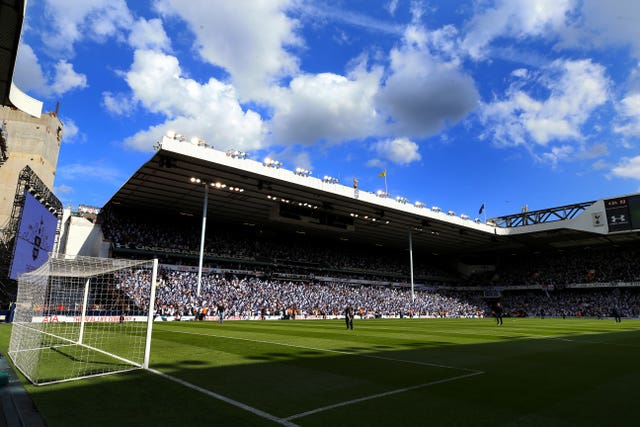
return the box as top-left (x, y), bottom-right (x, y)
top-left (8, 255), bottom-right (158, 385)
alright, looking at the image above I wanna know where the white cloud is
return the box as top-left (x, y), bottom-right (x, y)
top-left (60, 117), bottom-right (84, 143)
top-left (366, 158), bottom-right (384, 168)
top-left (614, 92), bottom-right (640, 136)
top-left (102, 92), bottom-right (137, 116)
top-left (426, 25), bottom-right (463, 64)
top-left (54, 184), bottom-right (74, 195)
top-left (57, 162), bottom-right (123, 184)
top-left (268, 20), bottom-right (478, 146)
top-left (13, 44), bottom-right (87, 97)
top-left (386, 0), bottom-right (399, 15)
top-left (371, 137), bottom-right (422, 165)
top-left (269, 67), bottom-right (383, 145)
top-left (377, 24), bottom-right (479, 138)
top-left (511, 68), bottom-right (529, 78)
top-left (155, 0), bottom-right (301, 99)
top-left (122, 49), bottom-right (266, 151)
top-left (128, 18), bottom-right (171, 51)
top-left (289, 150), bottom-right (313, 170)
top-left (611, 156), bottom-right (640, 179)
top-left (109, 5), bottom-right (479, 150)
top-left (481, 59), bottom-right (610, 148)
top-left (13, 43), bottom-right (48, 95)
top-left (43, 0), bottom-right (134, 53)
top-left (271, 148), bottom-right (313, 171)
top-left (592, 159), bottom-right (609, 171)
top-left (51, 61), bottom-right (88, 95)
top-left (540, 145), bottom-right (574, 166)
top-left (293, 2), bottom-right (403, 37)
top-left (576, 143), bottom-right (608, 160)
top-left (461, 0), bottom-right (575, 59)
top-left (560, 0), bottom-right (640, 59)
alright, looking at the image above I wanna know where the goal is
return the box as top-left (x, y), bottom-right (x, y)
top-left (8, 255), bottom-right (158, 385)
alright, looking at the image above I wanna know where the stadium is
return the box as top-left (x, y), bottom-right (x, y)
top-left (2, 2), bottom-right (640, 426)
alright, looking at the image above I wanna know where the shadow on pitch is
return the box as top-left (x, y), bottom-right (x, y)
top-left (4, 319), bottom-right (640, 427)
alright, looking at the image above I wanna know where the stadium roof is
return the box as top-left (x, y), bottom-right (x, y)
top-left (0, 0), bottom-right (23, 107)
top-left (103, 135), bottom-right (640, 258)
top-left (0, 0), bottom-right (42, 117)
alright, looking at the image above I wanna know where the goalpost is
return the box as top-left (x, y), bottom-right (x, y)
top-left (8, 254), bottom-right (158, 385)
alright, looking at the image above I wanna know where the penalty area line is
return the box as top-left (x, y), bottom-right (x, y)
top-left (148, 368), bottom-right (299, 427)
top-left (284, 370), bottom-right (484, 421)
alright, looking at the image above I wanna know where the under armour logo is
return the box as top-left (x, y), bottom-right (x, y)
top-left (610, 215), bottom-right (626, 223)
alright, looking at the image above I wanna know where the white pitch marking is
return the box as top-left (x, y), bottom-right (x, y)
top-left (284, 371), bottom-right (484, 421)
top-left (537, 335), bottom-right (640, 348)
top-left (157, 328), bottom-right (482, 373)
top-left (149, 368), bottom-right (300, 427)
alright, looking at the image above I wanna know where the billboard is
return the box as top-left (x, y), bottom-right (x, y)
top-left (9, 192), bottom-right (58, 279)
top-left (629, 195), bottom-right (640, 230)
top-left (604, 195), bottom-right (640, 232)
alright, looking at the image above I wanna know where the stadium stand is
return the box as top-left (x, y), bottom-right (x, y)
top-left (97, 207), bottom-right (640, 321)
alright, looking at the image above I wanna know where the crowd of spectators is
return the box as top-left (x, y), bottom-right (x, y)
top-left (499, 288), bottom-right (640, 318)
top-left (114, 267), bottom-right (640, 321)
top-left (116, 268), bottom-right (484, 319)
top-left (464, 248), bottom-right (640, 287)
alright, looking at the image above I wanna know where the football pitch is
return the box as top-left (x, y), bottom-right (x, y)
top-left (2, 317), bottom-right (640, 426)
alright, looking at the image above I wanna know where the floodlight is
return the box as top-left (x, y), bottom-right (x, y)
top-left (295, 167), bottom-right (311, 177)
top-left (263, 157), bottom-right (282, 168)
top-left (228, 149), bottom-right (249, 159)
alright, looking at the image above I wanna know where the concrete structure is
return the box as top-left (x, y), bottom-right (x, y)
top-left (0, 105), bottom-right (63, 227)
top-left (58, 207), bottom-right (109, 257)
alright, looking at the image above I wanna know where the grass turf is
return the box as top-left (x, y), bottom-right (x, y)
top-left (1, 317), bottom-right (639, 426)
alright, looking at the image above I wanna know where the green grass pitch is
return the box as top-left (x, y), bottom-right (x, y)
top-left (1, 317), bottom-right (639, 426)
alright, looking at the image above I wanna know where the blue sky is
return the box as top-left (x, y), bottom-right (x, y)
top-left (12, 0), bottom-right (640, 219)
